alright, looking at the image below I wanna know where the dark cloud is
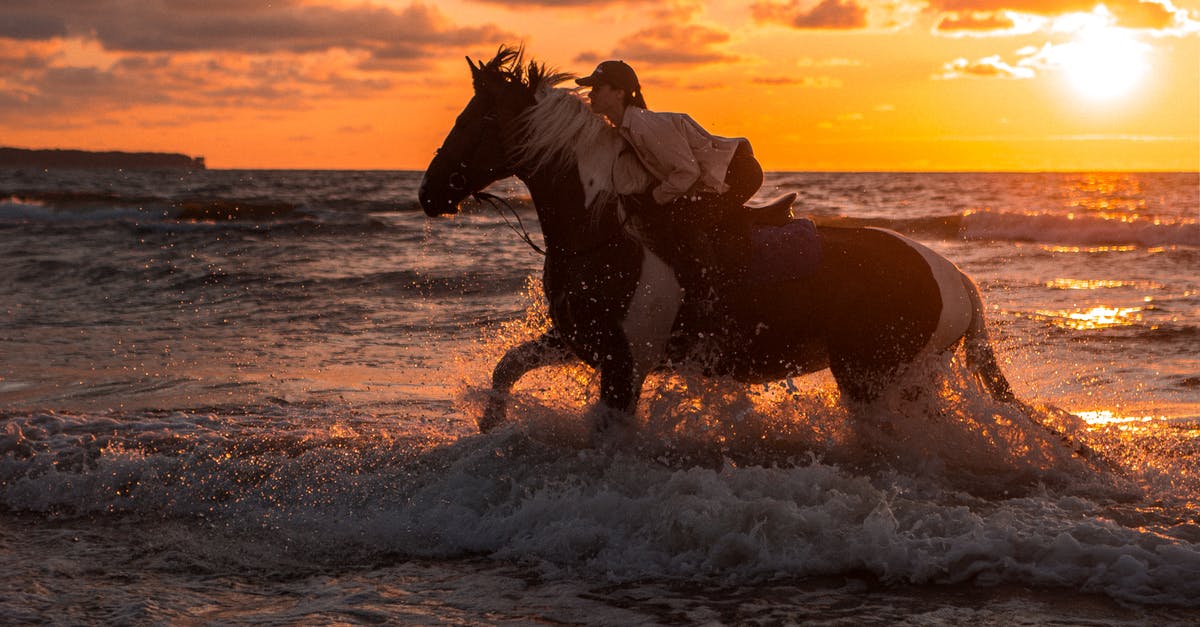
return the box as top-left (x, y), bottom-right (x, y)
top-left (0, 47), bottom-right (397, 118)
top-left (0, 1), bottom-right (516, 117)
top-left (752, 0), bottom-right (869, 30)
top-left (0, 11), bottom-right (68, 40)
top-left (0, 1), bottom-right (515, 64)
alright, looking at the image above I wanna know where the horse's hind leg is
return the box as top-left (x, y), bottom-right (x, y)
top-left (961, 274), bottom-right (1017, 404)
top-left (481, 330), bottom-right (573, 432)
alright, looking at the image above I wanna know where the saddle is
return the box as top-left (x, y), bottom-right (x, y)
top-left (746, 192), bottom-right (797, 226)
top-left (747, 205), bottom-right (822, 286)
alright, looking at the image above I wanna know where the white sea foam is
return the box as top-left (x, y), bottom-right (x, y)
top-left (1, 380), bottom-right (1195, 607)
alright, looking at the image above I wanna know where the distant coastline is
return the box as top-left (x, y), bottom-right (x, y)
top-left (0, 147), bottom-right (205, 170)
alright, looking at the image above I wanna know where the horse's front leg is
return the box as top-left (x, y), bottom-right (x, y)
top-left (481, 330), bottom-right (573, 432)
top-left (590, 336), bottom-right (644, 440)
top-left (591, 252), bottom-right (683, 443)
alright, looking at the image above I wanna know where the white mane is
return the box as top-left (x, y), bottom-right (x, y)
top-left (512, 84), bottom-right (652, 208)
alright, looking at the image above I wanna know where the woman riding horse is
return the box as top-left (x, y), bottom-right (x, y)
top-left (418, 47), bottom-right (1023, 441)
top-left (577, 60), bottom-right (762, 321)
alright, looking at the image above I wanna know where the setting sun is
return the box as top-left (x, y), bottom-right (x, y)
top-left (1058, 28), bottom-right (1151, 100)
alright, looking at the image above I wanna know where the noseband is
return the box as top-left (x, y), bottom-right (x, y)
top-left (446, 93), bottom-right (630, 260)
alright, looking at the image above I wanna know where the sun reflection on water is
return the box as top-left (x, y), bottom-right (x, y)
top-left (1062, 173), bottom-right (1148, 220)
top-left (1040, 244), bottom-right (1143, 254)
top-left (1077, 410), bottom-right (1157, 426)
top-left (1044, 278), bottom-right (1162, 290)
top-left (1030, 306), bottom-right (1144, 330)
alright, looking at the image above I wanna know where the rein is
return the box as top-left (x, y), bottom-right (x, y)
top-left (473, 189), bottom-right (633, 260)
top-left (472, 190), bottom-right (546, 256)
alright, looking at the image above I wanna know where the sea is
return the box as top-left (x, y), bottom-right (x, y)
top-left (1, 168), bottom-right (1198, 624)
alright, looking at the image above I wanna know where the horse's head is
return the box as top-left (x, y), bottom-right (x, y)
top-left (419, 47), bottom-right (540, 216)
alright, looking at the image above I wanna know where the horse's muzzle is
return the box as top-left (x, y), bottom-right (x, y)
top-left (418, 175), bottom-right (462, 216)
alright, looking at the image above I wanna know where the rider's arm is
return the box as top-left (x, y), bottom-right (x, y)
top-left (622, 111), bottom-right (702, 206)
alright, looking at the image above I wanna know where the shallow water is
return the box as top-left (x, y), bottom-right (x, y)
top-left (1, 169), bottom-right (1198, 622)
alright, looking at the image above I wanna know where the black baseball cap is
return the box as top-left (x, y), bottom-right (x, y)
top-left (575, 60), bottom-right (640, 93)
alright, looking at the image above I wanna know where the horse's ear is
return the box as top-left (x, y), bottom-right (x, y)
top-left (466, 56), bottom-right (480, 79)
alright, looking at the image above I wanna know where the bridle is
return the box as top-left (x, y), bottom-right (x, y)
top-left (446, 109), bottom-right (499, 194)
top-left (441, 100), bottom-right (549, 256)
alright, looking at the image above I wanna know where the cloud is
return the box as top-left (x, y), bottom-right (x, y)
top-left (753, 75), bottom-right (844, 87)
top-left (467, 0), bottom-right (656, 5)
top-left (929, 0), bottom-right (1097, 12)
top-left (0, 39), bottom-right (56, 72)
top-left (752, 0), bottom-right (870, 30)
top-left (0, 2), bottom-right (518, 117)
top-left (1104, 0), bottom-right (1194, 30)
top-left (927, 0), bottom-right (1196, 33)
top-left (935, 11), bottom-right (1018, 33)
top-left (577, 22), bottom-right (738, 67)
top-left (0, 46), bottom-right (400, 118)
top-left (796, 57), bottom-right (864, 68)
top-left (939, 54), bottom-right (1035, 79)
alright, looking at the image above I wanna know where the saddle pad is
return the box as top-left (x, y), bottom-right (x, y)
top-left (748, 217), bottom-right (822, 286)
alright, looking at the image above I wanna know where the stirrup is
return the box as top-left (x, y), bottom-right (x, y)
top-left (746, 192), bottom-right (796, 226)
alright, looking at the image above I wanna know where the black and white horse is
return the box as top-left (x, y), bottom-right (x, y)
top-left (418, 47), bottom-right (1020, 436)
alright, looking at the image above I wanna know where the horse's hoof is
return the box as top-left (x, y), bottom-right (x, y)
top-left (478, 397), bottom-right (507, 433)
top-left (591, 423), bottom-right (638, 451)
top-left (587, 405), bottom-right (637, 449)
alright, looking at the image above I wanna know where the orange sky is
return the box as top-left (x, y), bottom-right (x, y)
top-left (1, 0), bottom-right (1197, 171)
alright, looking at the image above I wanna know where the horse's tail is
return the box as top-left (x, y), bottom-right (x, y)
top-left (959, 272), bottom-right (1103, 460)
top-left (960, 273), bottom-right (1017, 403)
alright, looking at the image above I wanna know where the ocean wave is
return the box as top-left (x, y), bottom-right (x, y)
top-left (1, 392), bottom-right (1196, 607)
top-left (961, 210), bottom-right (1199, 247)
top-left (1, 195), bottom-right (151, 223)
top-left (808, 214), bottom-right (966, 239)
top-left (0, 190), bottom-right (317, 223)
top-left (7, 185), bottom-right (1196, 250)
top-left (805, 211), bottom-right (1199, 247)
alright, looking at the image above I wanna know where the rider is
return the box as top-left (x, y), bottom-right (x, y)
top-left (576, 60), bottom-right (763, 306)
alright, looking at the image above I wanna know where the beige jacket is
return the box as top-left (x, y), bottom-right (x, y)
top-left (618, 106), bottom-right (745, 205)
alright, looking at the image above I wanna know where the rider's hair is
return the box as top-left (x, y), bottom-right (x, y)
top-left (624, 87), bottom-right (647, 109)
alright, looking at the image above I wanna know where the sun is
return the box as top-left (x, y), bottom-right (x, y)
top-left (1056, 28), bottom-right (1150, 100)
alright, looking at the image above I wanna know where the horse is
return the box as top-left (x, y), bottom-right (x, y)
top-left (418, 47), bottom-right (1021, 438)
